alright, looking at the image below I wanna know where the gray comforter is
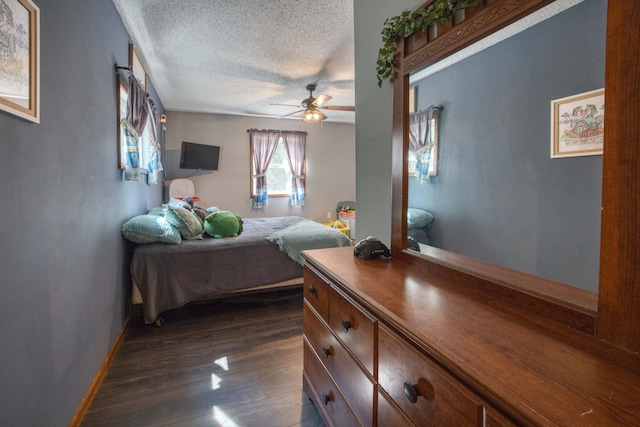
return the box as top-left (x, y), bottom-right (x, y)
top-left (131, 216), bottom-right (305, 323)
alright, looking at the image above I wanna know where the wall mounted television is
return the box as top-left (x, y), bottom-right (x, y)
top-left (179, 141), bottom-right (220, 170)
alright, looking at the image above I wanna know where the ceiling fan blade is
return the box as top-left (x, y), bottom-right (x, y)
top-left (319, 105), bottom-right (355, 111)
top-left (270, 103), bottom-right (303, 107)
top-left (312, 94), bottom-right (332, 106)
top-left (278, 109), bottom-right (304, 119)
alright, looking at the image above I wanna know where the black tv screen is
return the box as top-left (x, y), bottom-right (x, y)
top-left (179, 141), bottom-right (220, 170)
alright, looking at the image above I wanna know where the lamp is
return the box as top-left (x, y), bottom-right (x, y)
top-left (302, 108), bottom-right (325, 123)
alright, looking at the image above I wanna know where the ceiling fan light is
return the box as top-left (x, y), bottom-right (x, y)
top-left (302, 108), bottom-right (322, 122)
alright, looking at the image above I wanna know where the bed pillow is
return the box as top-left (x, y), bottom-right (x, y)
top-left (167, 197), bottom-right (184, 207)
top-left (407, 208), bottom-right (435, 229)
top-left (266, 219), bottom-right (352, 265)
top-left (204, 210), bottom-right (244, 238)
top-left (164, 204), bottom-right (204, 240)
top-left (121, 215), bottom-right (181, 244)
top-left (146, 206), bottom-right (165, 216)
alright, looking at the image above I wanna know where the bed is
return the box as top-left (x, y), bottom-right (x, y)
top-left (129, 216), bottom-right (351, 324)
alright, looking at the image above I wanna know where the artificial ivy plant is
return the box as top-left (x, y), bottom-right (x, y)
top-left (377, 0), bottom-right (478, 87)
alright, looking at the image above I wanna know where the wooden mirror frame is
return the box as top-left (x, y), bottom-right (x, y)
top-left (391, 0), bottom-right (640, 352)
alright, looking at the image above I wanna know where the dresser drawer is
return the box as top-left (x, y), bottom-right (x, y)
top-left (378, 325), bottom-right (487, 426)
top-left (484, 406), bottom-right (518, 427)
top-left (304, 266), bottom-right (330, 321)
top-left (303, 340), bottom-right (361, 427)
top-left (328, 285), bottom-right (376, 376)
top-left (304, 301), bottom-right (375, 427)
top-left (378, 389), bottom-right (414, 427)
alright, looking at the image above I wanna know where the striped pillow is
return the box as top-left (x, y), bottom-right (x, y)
top-left (164, 204), bottom-right (204, 240)
top-left (121, 215), bottom-right (181, 244)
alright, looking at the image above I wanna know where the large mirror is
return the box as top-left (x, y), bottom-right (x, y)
top-left (405, 0), bottom-right (605, 293)
top-left (391, 0), bottom-right (640, 352)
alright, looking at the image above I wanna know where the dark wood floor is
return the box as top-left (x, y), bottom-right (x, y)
top-left (81, 289), bottom-right (325, 427)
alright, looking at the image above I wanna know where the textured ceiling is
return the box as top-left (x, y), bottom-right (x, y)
top-left (112, 0), bottom-right (355, 123)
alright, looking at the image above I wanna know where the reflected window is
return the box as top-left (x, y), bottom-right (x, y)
top-left (408, 109), bottom-right (439, 180)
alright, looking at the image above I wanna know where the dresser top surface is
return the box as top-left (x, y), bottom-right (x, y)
top-left (302, 247), bottom-right (640, 426)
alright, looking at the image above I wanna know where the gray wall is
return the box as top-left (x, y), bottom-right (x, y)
top-left (353, 0), bottom-right (422, 244)
top-left (0, 1), bottom-right (163, 425)
top-left (163, 112), bottom-right (355, 223)
top-left (409, 0), bottom-right (605, 291)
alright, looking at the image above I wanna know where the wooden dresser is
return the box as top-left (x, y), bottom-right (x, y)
top-left (301, 246), bottom-right (640, 426)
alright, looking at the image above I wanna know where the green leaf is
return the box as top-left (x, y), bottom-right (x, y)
top-left (376, 0), bottom-right (477, 87)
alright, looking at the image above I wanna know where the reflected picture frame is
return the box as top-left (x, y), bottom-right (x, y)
top-left (0, 0), bottom-right (40, 123)
top-left (550, 88), bottom-right (605, 158)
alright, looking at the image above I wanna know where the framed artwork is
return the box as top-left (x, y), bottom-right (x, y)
top-left (0, 0), bottom-right (40, 123)
top-left (408, 86), bottom-right (416, 114)
top-left (129, 44), bottom-right (147, 91)
top-left (551, 88), bottom-right (605, 158)
top-left (117, 76), bottom-right (128, 169)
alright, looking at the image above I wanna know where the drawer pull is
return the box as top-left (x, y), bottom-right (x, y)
top-left (322, 346), bottom-right (332, 358)
top-left (308, 285), bottom-right (316, 295)
top-left (403, 381), bottom-right (421, 403)
top-left (403, 380), bottom-right (435, 403)
top-left (341, 319), bottom-right (352, 332)
top-left (322, 393), bottom-right (331, 405)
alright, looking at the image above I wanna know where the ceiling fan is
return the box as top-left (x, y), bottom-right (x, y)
top-left (272, 84), bottom-right (355, 122)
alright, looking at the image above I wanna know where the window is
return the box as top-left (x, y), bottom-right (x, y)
top-left (408, 111), bottom-right (439, 178)
top-left (249, 129), bottom-right (307, 207)
top-left (138, 119), bottom-right (151, 174)
top-left (119, 76), bottom-right (157, 177)
top-left (249, 136), bottom-right (306, 197)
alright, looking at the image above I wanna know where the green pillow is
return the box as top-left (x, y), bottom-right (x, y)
top-left (204, 211), bottom-right (244, 238)
top-left (164, 204), bottom-right (204, 240)
top-left (121, 215), bottom-right (181, 244)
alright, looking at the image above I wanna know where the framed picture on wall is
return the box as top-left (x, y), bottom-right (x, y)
top-left (550, 88), bottom-right (605, 158)
top-left (0, 0), bottom-right (40, 123)
top-left (129, 44), bottom-right (147, 91)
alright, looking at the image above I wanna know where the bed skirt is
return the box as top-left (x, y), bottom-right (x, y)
top-left (131, 276), bottom-right (303, 306)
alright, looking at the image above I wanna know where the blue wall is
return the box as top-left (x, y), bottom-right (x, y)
top-left (0, 1), bottom-right (163, 425)
top-left (409, 0), bottom-right (605, 291)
